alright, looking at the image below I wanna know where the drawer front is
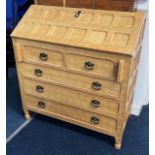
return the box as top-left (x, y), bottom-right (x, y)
top-left (24, 94), bottom-right (117, 133)
top-left (66, 54), bottom-right (116, 79)
top-left (23, 46), bottom-right (63, 67)
top-left (23, 78), bottom-right (119, 117)
top-left (21, 63), bottom-right (121, 97)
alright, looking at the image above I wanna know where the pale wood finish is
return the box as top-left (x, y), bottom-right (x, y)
top-left (66, 53), bottom-right (116, 79)
top-left (24, 94), bottom-right (117, 133)
top-left (22, 45), bottom-right (119, 80)
top-left (11, 5), bottom-right (146, 149)
top-left (117, 60), bottom-right (124, 83)
top-left (11, 5), bottom-right (146, 56)
top-left (24, 46), bottom-right (64, 67)
top-left (20, 63), bottom-right (121, 97)
top-left (23, 78), bottom-right (119, 117)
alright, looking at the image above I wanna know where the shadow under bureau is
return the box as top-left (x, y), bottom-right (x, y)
top-left (11, 5), bottom-right (146, 149)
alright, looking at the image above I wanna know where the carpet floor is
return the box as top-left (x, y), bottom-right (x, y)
top-left (7, 105), bottom-right (149, 155)
top-left (6, 68), bottom-right (26, 138)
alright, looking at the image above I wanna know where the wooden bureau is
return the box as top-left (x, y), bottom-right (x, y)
top-left (11, 5), bottom-right (146, 149)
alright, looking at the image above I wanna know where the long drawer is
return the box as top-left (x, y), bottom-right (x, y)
top-left (20, 63), bottom-right (121, 97)
top-left (23, 78), bottom-right (119, 117)
top-left (24, 94), bottom-right (117, 133)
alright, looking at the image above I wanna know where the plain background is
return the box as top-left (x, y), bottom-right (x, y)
top-left (131, 1), bottom-right (149, 115)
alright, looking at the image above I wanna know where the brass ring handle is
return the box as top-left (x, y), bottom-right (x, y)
top-left (75, 10), bottom-right (81, 18)
top-left (38, 101), bottom-right (46, 108)
top-left (36, 85), bottom-right (44, 93)
top-left (90, 100), bottom-right (100, 108)
top-left (39, 52), bottom-right (48, 61)
top-left (91, 82), bottom-right (102, 90)
top-left (90, 117), bottom-right (100, 125)
top-left (84, 61), bottom-right (94, 70)
top-left (34, 69), bottom-right (43, 77)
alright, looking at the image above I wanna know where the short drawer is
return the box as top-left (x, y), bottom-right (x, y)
top-left (23, 46), bottom-right (63, 67)
top-left (20, 63), bottom-right (121, 97)
top-left (23, 78), bottom-right (119, 117)
top-left (66, 54), bottom-right (116, 80)
top-left (24, 94), bottom-right (117, 133)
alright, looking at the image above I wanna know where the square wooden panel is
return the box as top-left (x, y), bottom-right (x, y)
top-left (70, 28), bottom-right (86, 41)
top-left (78, 12), bottom-right (95, 24)
top-left (96, 14), bottom-right (114, 26)
top-left (44, 9), bottom-right (60, 20)
top-left (17, 22), bottom-right (35, 34)
top-left (84, 30), bottom-right (107, 44)
top-left (111, 33), bottom-right (130, 47)
top-left (27, 7), bottom-right (43, 18)
top-left (117, 16), bottom-right (135, 28)
top-left (48, 26), bottom-right (69, 39)
top-left (35, 24), bottom-right (51, 36)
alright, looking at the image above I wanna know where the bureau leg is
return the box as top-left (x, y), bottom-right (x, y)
top-left (115, 138), bottom-right (122, 150)
top-left (25, 110), bottom-right (31, 120)
top-left (114, 122), bottom-right (124, 150)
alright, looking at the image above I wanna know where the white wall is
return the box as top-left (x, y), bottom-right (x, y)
top-left (131, 1), bottom-right (149, 116)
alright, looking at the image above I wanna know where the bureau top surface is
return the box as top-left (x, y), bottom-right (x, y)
top-left (11, 5), bottom-right (146, 56)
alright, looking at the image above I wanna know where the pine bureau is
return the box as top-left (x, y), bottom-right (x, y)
top-left (11, 5), bottom-right (146, 149)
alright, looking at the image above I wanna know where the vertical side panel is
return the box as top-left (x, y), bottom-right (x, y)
top-left (12, 39), bottom-right (28, 116)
